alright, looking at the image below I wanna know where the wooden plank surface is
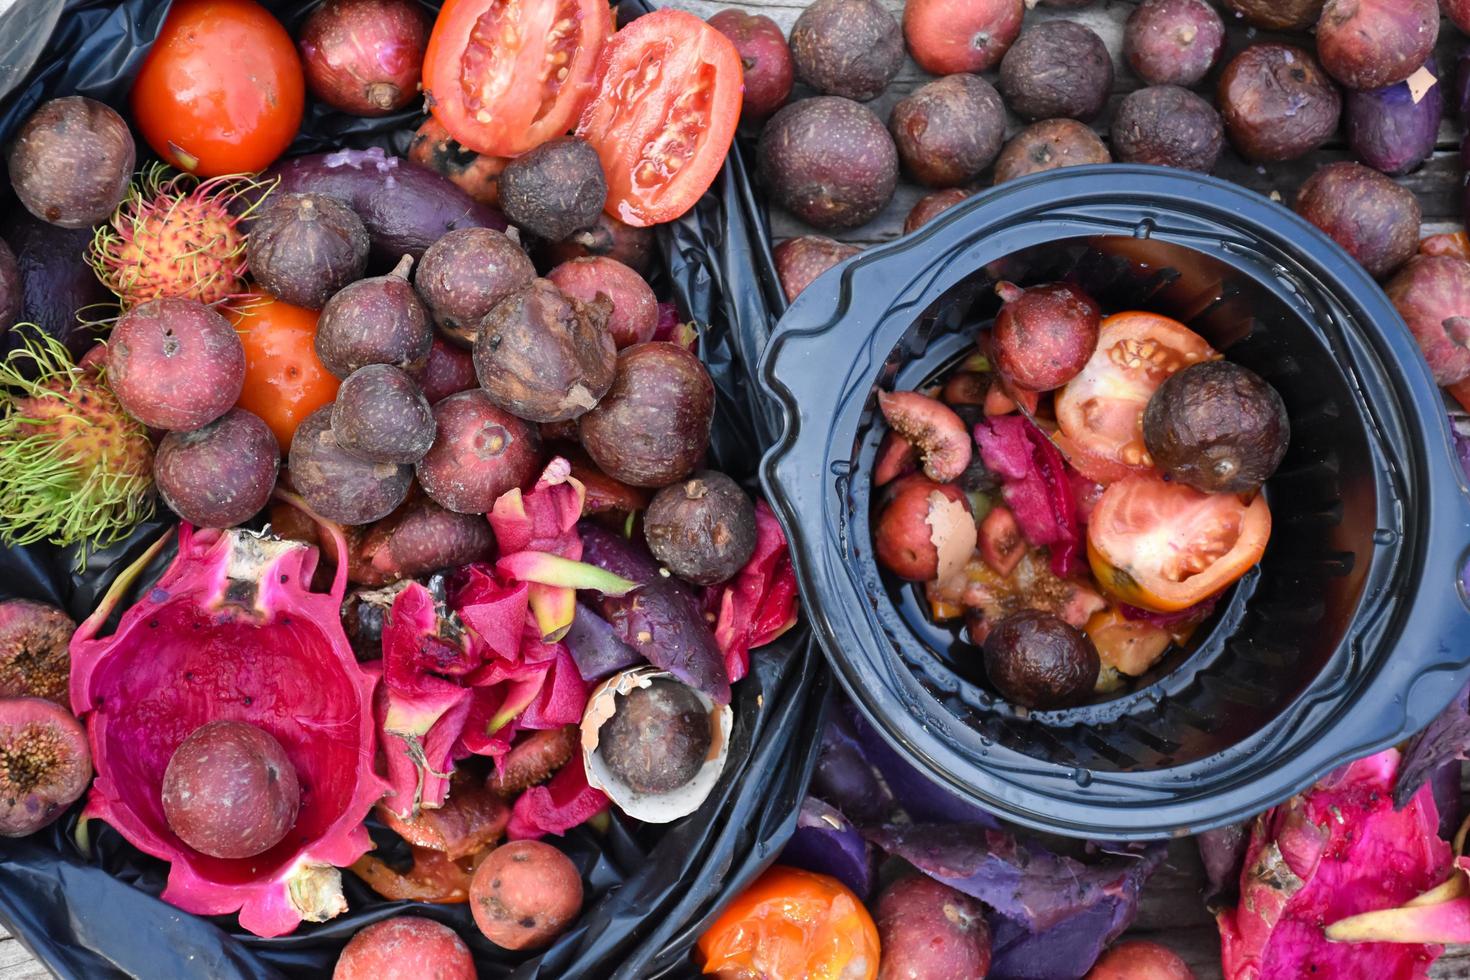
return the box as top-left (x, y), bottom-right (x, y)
top-left (3, 1), bottom-right (1465, 978)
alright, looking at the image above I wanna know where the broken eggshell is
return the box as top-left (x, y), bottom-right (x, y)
top-left (580, 666), bottom-right (731, 823)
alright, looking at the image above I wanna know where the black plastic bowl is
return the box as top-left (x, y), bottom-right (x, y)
top-left (760, 165), bottom-right (1470, 839)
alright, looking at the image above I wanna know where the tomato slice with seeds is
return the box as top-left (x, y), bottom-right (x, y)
top-left (423, 0), bottom-right (612, 157)
top-left (575, 9), bottom-right (743, 226)
top-left (1087, 475), bottom-right (1271, 613)
top-left (1055, 311), bottom-right (1218, 480)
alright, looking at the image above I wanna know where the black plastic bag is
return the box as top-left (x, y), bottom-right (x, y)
top-left (0, 2), bottom-right (825, 976)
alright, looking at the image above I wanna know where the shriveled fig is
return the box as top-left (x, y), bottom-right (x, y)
top-left (0, 600), bottom-right (74, 706)
top-left (877, 390), bottom-right (972, 483)
top-left (902, 0), bottom-right (1022, 76)
top-left (1295, 161), bottom-right (1420, 279)
top-left (537, 213), bottom-right (654, 277)
top-left (415, 389), bottom-right (541, 513)
top-left (905, 190), bottom-right (969, 234)
top-left (315, 254), bottom-right (432, 377)
top-left (993, 281), bottom-right (1102, 391)
top-left (245, 192), bottom-right (370, 310)
top-left (707, 10), bottom-right (793, 120)
top-left (546, 256), bottom-right (658, 349)
top-left (162, 719), bottom-right (301, 859)
top-left (999, 21), bottom-right (1113, 123)
top-left (410, 334), bottom-right (479, 404)
top-left (0, 697), bottom-right (91, 837)
top-left (889, 74), bottom-right (1005, 189)
top-left (1316, 0), bottom-right (1437, 92)
top-left (789, 0), bottom-right (902, 102)
top-left (473, 278), bottom-right (616, 423)
top-left (289, 404), bottom-right (414, 524)
top-left (154, 408), bottom-right (281, 527)
top-left (644, 470), bottom-right (757, 586)
top-left (1222, 0), bottom-right (1324, 31)
top-left (109, 297), bottom-right (246, 431)
top-left (415, 227), bottom-right (535, 347)
top-left (7, 96), bottom-right (134, 229)
top-left (773, 236), bottom-right (861, 302)
top-left (1143, 360), bottom-right (1290, 494)
top-left (758, 97), bottom-right (898, 230)
top-left (1218, 45), bottom-right (1341, 163)
top-left (578, 342), bottom-right (715, 488)
top-left (498, 136), bottom-right (607, 243)
top-left (332, 363), bottom-right (436, 463)
top-left (1112, 86), bottom-right (1224, 173)
top-left (994, 119), bottom-right (1110, 184)
top-left (599, 677), bottom-right (712, 794)
top-left (1124, 0), bottom-right (1224, 88)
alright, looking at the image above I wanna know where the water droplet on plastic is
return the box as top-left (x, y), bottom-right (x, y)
top-left (1134, 218), bottom-right (1155, 240)
top-left (830, 459), bottom-right (852, 477)
top-left (1072, 768), bottom-right (1094, 787)
top-left (1373, 528), bottom-right (1398, 545)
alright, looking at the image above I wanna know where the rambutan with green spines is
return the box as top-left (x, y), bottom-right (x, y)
top-left (89, 162), bottom-right (273, 312)
top-left (0, 330), bottom-right (155, 563)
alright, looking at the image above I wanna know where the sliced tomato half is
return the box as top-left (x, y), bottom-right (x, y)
top-left (1087, 474), bottom-right (1271, 613)
top-left (575, 9), bottom-right (743, 226)
top-left (423, 0), bottom-right (612, 157)
top-left (1055, 311), bottom-right (1218, 480)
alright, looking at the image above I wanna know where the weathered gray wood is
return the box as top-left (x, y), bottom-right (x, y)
top-left (0, 927), bottom-right (50, 980)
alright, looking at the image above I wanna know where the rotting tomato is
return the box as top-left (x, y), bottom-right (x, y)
top-left (228, 289), bottom-right (340, 453)
top-left (575, 9), bottom-right (743, 227)
top-left (1055, 312), bottom-right (1218, 481)
top-left (130, 0), bottom-right (304, 176)
top-left (1084, 607), bottom-right (1175, 678)
top-left (697, 865), bottom-right (879, 980)
top-left (1087, 474), bottom-right (1271, 613)
top-left (422, 0), bottom-right (612, 158)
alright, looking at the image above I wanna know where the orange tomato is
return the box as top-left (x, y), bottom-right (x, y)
top-left (229, 290), bottom-right (338, 452)
top-left (1084, 607), bottom-right (1175, 677)
top-left (697, 866), bottom-right (879, 980)
top-left (130, 0), bottom-right (304, 175)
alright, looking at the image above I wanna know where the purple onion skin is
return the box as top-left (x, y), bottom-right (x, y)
top-left (1346, 58), bottom-right (1442, 176)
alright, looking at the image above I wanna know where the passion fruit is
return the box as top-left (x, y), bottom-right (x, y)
top-left (789, 0), bottom-right (902, 102)
top-left (599, 677), bottom-right (713, 795)
top-left (1142, 360), bottom-right (1290, 494)
top-left (161, 719), bottom-right (301, 859)
top-left (983, 610), bottom-right (1100, 710)
top-left (644, 470), bottom-right (758, 586)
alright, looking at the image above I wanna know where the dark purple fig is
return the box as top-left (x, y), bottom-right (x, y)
top-left (983, 610), bottom-right (1099, 709)
top-left (1222, 0), bottom-right (1323, 30)
top-left (773, 236), bottom-right (862, 303)
top-left (245, 192), bottom-right (370, 310)
top-left (1124, 0), bottom-right (1224, 88)
top-left (315, 254), bottom-right (432, 377)
top-left (1295, 161), bottom-right (1420, 279)
top-left (359, 498), bottom-right (496, 582)
top-left (289, 404), bottom-right (413, 524)
top-left (1218, 45), bottom-right (1341, 163)
top-left (1316, 0), bottom-right (1437, 92)
top-left (993, 119), bottom-right (1110, 184)
top-left (162, 720), bottom-right (300, 859)
top-left (154, 408), bottom-right (281, 527)
top-left (332, 363), bottom-right (436, 464)
top-left (904, 189), bottom-right (969, 234)
top-left (644, 470), bottom-right (757, 586)
top-left (498, 136), bottom-right (606, 243)
top-left (415, 227), bottom-right (535, 347)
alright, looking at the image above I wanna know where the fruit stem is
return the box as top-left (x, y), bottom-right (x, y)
top-left (75, 529), bottom-right (172, 643)
top-left (271, 487), bottom-right (349, 602)
top-left (388, 253), bottom-right (415, 282)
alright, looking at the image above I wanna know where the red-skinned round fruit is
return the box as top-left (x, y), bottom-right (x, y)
top-left (707, 10), bottom-right (794, 121)
top-left (334, 917), bottom-right (476, 980)
top-left (903, 0), bottom-right (1023, 76)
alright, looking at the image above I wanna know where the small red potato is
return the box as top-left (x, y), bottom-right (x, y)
top-left (875, 480), bottom-right (969, 581)
top-left (333, 916), bottom-right (476, 980)
top-left (1086, 940), bottom-right (1196, 979)
top-left (469, 839), bottom-right (583, 950)
top-left (876, 874), bottom-right (992, 980)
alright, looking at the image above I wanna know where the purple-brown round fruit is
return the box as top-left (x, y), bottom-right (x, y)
top-left (298, 0), bottom-right (430, 116)
top-left (498, 136), bottom-right (607, 243)
top-left (993, 119), bottom-right (1111, 185)
top-left (905, 189), bottom-right (969, 234)
top-left (707, 10), bottom-right (793, 120)
top-left (789, 0), bottom-right (902, 102)
top-left (0, 697), bottom-right (92, 837)
top-left (600, 678), bottom-right (712, 794)
top-left (245, 192), bottom-right (370, 310)
top-left (411, 334), bottom-right (479, 404)
top-left (1295, 161), bottom-right (1420, 279)
top-left (315, 254), bottom-right (432, 377)
top-left (1222, 0), bottom-right (1324, 31)
top-left (469, 840), bottom-right (582, 950)
top-left (356, 497), bottom-right (496, 585)
top-left (0, 239), bottom-right (19, 335)
top-left (154, 408), bottom-right (281, 527)
top-left (334, 917), bottom-right (476, 980)
top-left (1124, 0), bottom-right (1225, 88)
top-left (473, 278), bottom-right (616, 423)
top-left (993, 282), bottom-right (1101, 391)
top-left (1112, 86), bottom-right (1224, 173)
top-left (415, 389), bottom-right (541, 513)
top-left (416, 227), bottom-right (536, 348)
top-left (1345, 57), bottom-right (1442, 177)
top-left (773, 236), bottom-right (862, 303)
top-left (1143, 360), bottom-right (1290, 494)
top-left (876, 876), bottom-right (992, 980)
top-left (999, 21), bottom-right (1113, 123)
top-left (161, 720), bottom-right (301, 859)
top-left (547, 256), bottom-right (658, 349)
top-left (983, 610), bottom-right (1099, 709)
top-left (644, 470), bottom-right (757, 585)
top-left (902, 0), bottom-right (1023, 76)
top-left (579, 342), bottom-right (714, 488)
top-left (289, 404), bottom-right (414, 523)
top-left (6, 96), bottom-right (135, 229)
top-left (889, 74), bottom-right (1005, 189)
top-left (1218, 45), bottom-right (1342, 162)
top-left (109, 297), bottom-right (246, 431)
top-left (1316, 0), bottom-right (1437, 92)
top-left (0, 600), bottom-right (74, 706)
top-left (331, 364), bottom-right (436, 463)
top-left (758, 97), bottom-right (898, 230)
top-left (538, 213), bottom-right (655, 277)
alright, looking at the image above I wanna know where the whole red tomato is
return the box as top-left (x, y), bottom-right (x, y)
top-left (131, 0), bottom-right (305, 175)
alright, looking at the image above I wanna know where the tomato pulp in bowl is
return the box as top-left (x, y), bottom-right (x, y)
top-left (759, 165), bottom-right (1470, 838)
